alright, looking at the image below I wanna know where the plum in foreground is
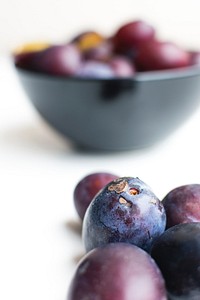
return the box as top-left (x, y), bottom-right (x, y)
top-left (151, 222), bottom-right (200, 300)
top-left (82, 177), bottom-right (166, 252)
top-left (162, 184), bottom-right (200, 228)
top-left (67, 243), bottom-right (167, 300)
top-left (73, 172), bottom-right (118, 220)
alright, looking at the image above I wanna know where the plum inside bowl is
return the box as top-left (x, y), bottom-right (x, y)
top-left (15, 65), bottom-right (200, 151)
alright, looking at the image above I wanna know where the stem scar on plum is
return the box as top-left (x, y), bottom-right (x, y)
top-left (108, 179), bottom-right (128, 193)
top-left (129, 188), bottom-right (139, 195)
top-left (108, 178), bottom-right (140, 196)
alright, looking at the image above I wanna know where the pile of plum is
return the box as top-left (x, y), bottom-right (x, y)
top-left (14, 20), bottom-right (200, 78)
top-left (68, 172), bottom-right (200, 300)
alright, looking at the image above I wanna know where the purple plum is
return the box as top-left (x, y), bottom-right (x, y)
top-left (73, 172), bottom-right (119, 220)
top-left (82, 177), bottom-right (166, 252)
top-left (151, 222), bottom-right (200, 300)
top-left (68, 243), bottom-right (167, 300)
top-left (162, 184), bottom-right (200, 228)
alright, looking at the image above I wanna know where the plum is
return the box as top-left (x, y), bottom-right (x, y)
top-left (109, 55), bottom-right (135, 77)
top-left (14, 19), bottom-right (198, 78)
top-left (113, 20), bottom-right (155, 54)
top-left (14, 51), bottom-right (39, 71)
top-left (31, 44), bottom-right (82, 76)
top-left (151, 222), bottom-right (200, 300)
top-left (82, 177), bottom-right (166, 252)
top-left (67, 243), bottom-right (167, 300)
top-left (162, 184), bottom-right (200, 228)
top-left (14, 42), bottom-right (50, 71)
top-left (135, 41), bottom-right (190, 71)
top-left (83, 39), bottom-right (113, 62)
top-left (73, 172), bottom-right (118, 220)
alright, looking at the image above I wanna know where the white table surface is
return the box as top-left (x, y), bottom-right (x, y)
top-left (1, 55), bottom-right (200, 300)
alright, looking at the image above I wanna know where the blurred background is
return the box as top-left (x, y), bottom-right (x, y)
top-left (1, 0), bottom-right (200, 54)
top-left (1, 1), bottom-right (200, 300)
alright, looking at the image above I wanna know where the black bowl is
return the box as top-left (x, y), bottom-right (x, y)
top-left (15, 66), bottom-right (200, 151)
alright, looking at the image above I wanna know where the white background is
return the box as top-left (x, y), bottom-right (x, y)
top-left (1, 1), bottom-right (200, 299)
top-left (1, 0), bottom-right (200, 54)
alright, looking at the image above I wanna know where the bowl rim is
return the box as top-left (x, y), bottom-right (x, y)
top-left (15, 64), bottom-right (200, 82)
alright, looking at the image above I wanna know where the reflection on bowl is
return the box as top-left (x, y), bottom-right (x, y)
top-left (15, 66), bottom-right (200, 151)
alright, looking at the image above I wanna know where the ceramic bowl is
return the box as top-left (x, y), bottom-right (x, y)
top-left (15, 66), bottom-right (200, 151)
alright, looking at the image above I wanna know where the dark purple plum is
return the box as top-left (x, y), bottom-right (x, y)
top-left (82, 177), bottom-right (166, 252)
top-left (67, 243), bottom-right (167, 300)
top-left (75, 61), bottom-right (115, 78)
top-left (151, 222), bottom-right (200, 300)
top-left (135, 41), bottom-right (190, 71)
top-left (73, 172), bottom-right (119, 220)
top-left (13, 42), bottom-right (51, 71)
top-left (14, 51), bottom-right (39, 71)
top-left (109, 55), bottom-right (135, 77)
top-left (162, 184), bottom-right (200, 228)
top-left (113, 20), bottom-right (155, 53)
top-left (31, 44), bottom-right (82, 76)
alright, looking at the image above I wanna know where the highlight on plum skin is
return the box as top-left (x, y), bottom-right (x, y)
top-left (75, 60), bottom-right (115, 78)
top-left (82, 177), bottom-right (166, 253)
top-left (162, 184), bottom-right (200, 228)
top-left (33, 44), bottom-right (82, 76)
top-left (67, 243), bottom-right (167, 300)
top-left (109, 55), bottom-right (135, 77)
top-left (73, 172), bottom-right (119, 220)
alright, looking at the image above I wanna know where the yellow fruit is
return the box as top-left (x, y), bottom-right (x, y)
top-left (77, 32), bottom-right (104, 51)
top-left (13, 41), bottom-right (50, 54)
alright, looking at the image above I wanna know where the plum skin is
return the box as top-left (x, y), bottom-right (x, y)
top-left (135, 41), bottom-right (190, 71)
top-left (151, 222), bottom-right (200, 300)
top-left (82, 177), bottom-right (166, 253)
top-left (20, 44), bottom-right (82, 76)
top-left (83, 39), bottom-right (113, 62)
top-left (67, 243), bottom-right (167, 300)
top-left (162, 184), bottom-right (200, 228)
top-left (73, 172), bottom-right (118, 220)
top-left (14, 51), bottom-right (38, 71)
top-left (113, 20), bottom-right (155, 53)
top-left (109, 55), bottom-right (135, 77)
